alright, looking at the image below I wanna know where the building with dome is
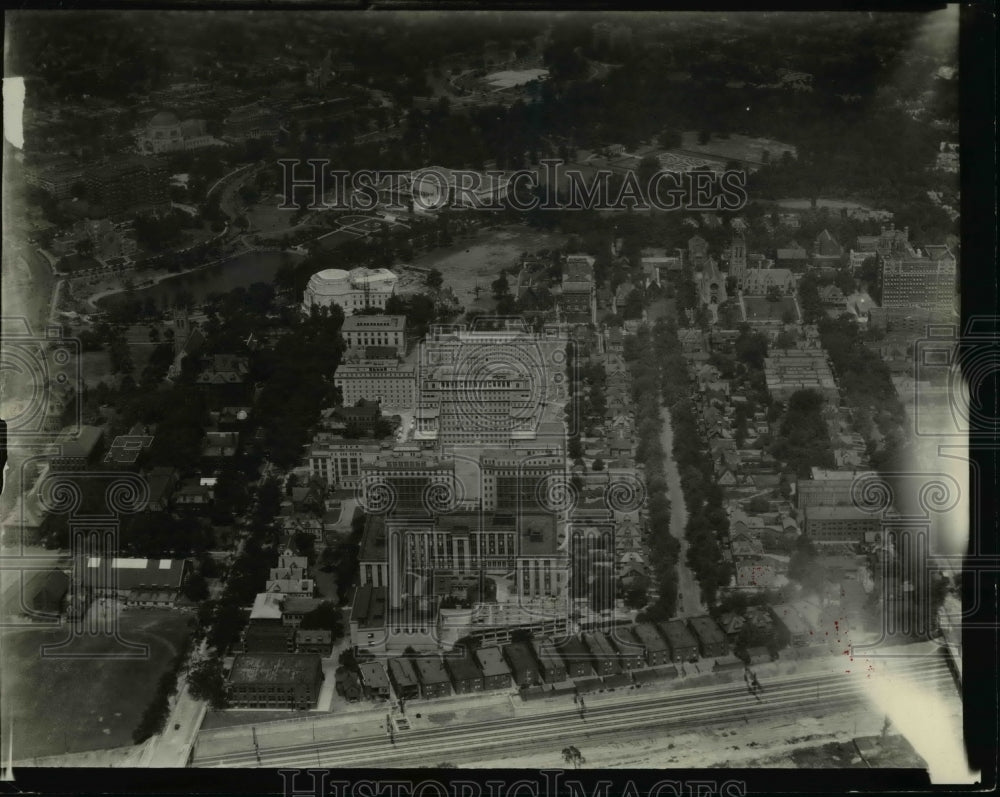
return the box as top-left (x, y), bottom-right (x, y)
top-left (136, 111), bottom-right (219, 155)
top-left (302, 267), bottom-right (399, 314)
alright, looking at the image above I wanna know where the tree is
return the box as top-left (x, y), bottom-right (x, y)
top-left (338, 648), bottom-right (359, 672)
top-left (562, 745), bottom-right (585, 769)
top-left (425, 269), bottom-right (444, 289)
top-left (592, 458), bottom-right (605, 472)
top-left (299, 602), bottom-right (345, 640)
top-left (187, 657), bottom-right (228, 709)
top-left (623, 586), bottom-right (648, 610)
top-left (182, 572), bottom-right (210, 602)
top-left (319, 546), bottom-right (337, 572)
top-left (698, 130), bottom-right (711, 145)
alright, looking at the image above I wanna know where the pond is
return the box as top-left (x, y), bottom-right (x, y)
top-left (96, 250), bottom-right (305, 311)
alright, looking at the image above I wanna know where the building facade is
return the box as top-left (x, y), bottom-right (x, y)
top-left (341, 315), bottom-right (407, 355)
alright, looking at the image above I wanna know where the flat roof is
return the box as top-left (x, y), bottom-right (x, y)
top-left (229, 653), bottom-right (321, 684)
top-left (359, 515), bottom-right (387, 562)
top-left (351, 585), bottom-right (387, 629)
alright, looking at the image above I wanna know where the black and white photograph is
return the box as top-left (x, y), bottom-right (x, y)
top-left (0, 5), bottom-right (995, 795)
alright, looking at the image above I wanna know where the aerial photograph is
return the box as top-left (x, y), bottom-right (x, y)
top-left (0, 6), bottom-right (992, 793)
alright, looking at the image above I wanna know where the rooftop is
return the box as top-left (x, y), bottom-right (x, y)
top-left (413, 656), bottom-right (450, 685)
top-left (688, 615), bottom-right (727, 644)
top-left (388, 657), bottom-right (419, 688)
top-left (229, 653), bottom-right (321, 684)
top-left (351, 584), bottom-right (387, 629)
top-left (633, 622), bottom-right (669, 652)
top-left (443, 652), bottom-right (482, 682)
top-left (475, 646), bottom-right (512, 677)
top-left (359, 661), bottom-right (390, 690)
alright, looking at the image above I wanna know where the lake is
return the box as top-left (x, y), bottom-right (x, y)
top-left (96, 250), bottom-right (305, 311)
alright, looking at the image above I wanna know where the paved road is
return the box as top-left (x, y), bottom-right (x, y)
top-left (192, 655), bottom-right (953, 768)
top-left (659, 406), bottom-right (707, 617)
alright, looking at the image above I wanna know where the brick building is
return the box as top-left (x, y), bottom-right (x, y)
top-left (228, 653), bottom-right (323, 709)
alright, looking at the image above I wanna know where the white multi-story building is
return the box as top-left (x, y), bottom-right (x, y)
top-left (341, 315), bottom-right (406, 355)
top-left (302, 267), bottom-right (399, 313)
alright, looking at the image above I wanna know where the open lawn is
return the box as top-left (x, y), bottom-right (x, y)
top-left (1, 608), bottom-right (192, 760)
top-left (743, 295), bottom-right (798, 322)
top-left (411, 225), bottom-right (567, 310)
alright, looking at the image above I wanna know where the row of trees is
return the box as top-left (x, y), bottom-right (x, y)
top-left (655, 322), bottom-right (733, 608)
top-left (132, 633), bottom-right (193, 743)
top-left (624, 321), bottom-right (679, 620)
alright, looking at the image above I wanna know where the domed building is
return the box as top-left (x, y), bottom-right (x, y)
top-left (137, 110), bottom-right (219, 154)
top-left (302, 267), bottom-right (399, 314)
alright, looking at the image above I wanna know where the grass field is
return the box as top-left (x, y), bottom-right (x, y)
top-left (412, 225), bottom-right (567, 312)
top-left (1, 608), bottom-right (192, 760)
top-left (743, 295), bottom-right (798, 322)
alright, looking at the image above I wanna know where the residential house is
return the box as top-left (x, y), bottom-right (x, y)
top-left (717, 612), bottom-right (746, 644)
top-left (688, 616), bottom-right (728, 658)
top-left (444, 653), bottom-right (484, 694)
top-left (388, 657), bottom-right (421, 699)
top-left (633, 622), bottom-right (671, 667)
top-left (532, 638), bottom-right (568, 683)
top-left (413, 656), bottom-right (451, 699)
top-left (474, 646), bottom-right (513, 691)
top-left (359, 661), bottom-right (391, 700)
top-left (658, 620), bottom-right (699, 663)
top-left (554, 635), bottom-right (593, 678)
top-left (504, 642), bottom-right (541, 688)
top-left (335, 666), bottom-right (364, 702)
top-left (610, 626), bottom-right (645, 671)
top-left (583, 632), bottom-right (622, 677)
top-left (282, 596), bottom-right (325, 628)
